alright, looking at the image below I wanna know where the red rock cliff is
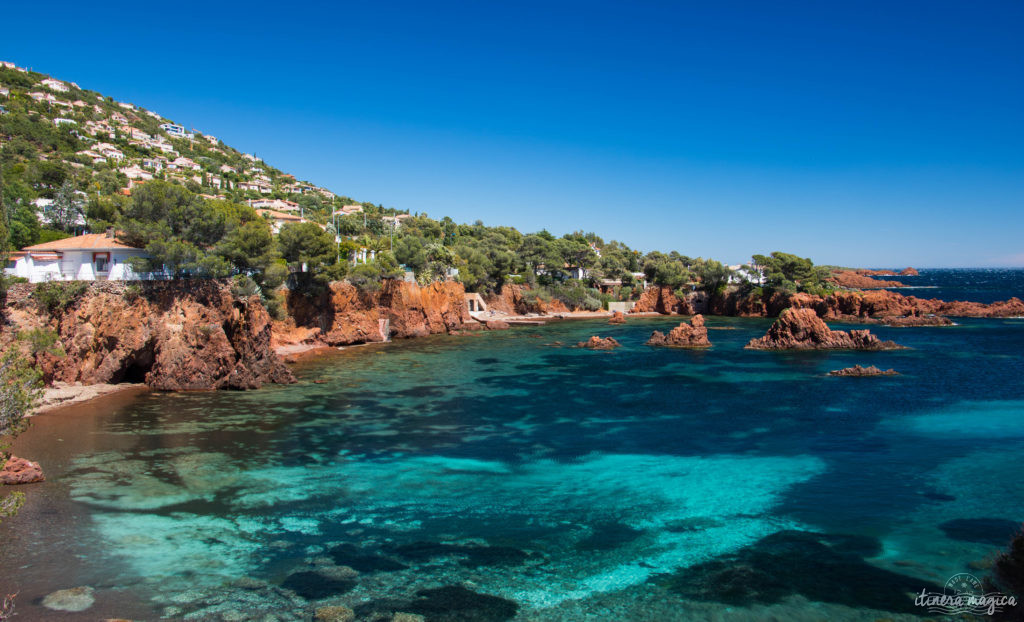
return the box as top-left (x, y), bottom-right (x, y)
top-left (277, 279), bottom-right (473, 347)
top-left (2, 281), bottom-right (295, 390)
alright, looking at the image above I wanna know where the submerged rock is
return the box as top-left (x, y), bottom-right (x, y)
top-left (42, 586), bottom-right (95, 612)
top-left (575, 336), bottom-right (621, 350)
top-left (483, 319), bottom-right (510, 330)
top-left (646, 315), bottom-right (711, 348)
top-left (314, 605), bottom-right (355, 622)
top-left (745, 308), bottom-right (904, 351)
top-left (828, 365), bottom-right (899, 377)
top-left (280, 571), bottom-right (355, 600)
top-left (0, 455), bottom-right (45, 484)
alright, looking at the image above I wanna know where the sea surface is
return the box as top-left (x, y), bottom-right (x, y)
top-left (1, 269), bottom-right (1023, 621)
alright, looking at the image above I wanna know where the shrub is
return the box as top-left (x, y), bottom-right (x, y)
top-left (32, 281), bottom-right (89, 313)
top-left (230, 274), bottom-right (260, 299)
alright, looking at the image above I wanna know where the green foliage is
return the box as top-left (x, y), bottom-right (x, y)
top-left (751, 252), bottom-right (831, 294)
top-left (230, 274), bottom-right (260, 299)
top-left (0, 349), bottom-right (43, 527)
top-left (32, 281), bottom-right (89, 312)
top-left (16, 328), bottom-right (64, 359)
top-left (694, 259), bottom-right (734, 296)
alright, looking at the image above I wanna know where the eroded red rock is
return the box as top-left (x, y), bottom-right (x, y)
top-left (646, 315), bottom-right (711, 348)
top-left (745, 308), bottom-right (904, 350)
top-left (1, 455), bottom-right (45, 485)
top-left (608, 311), bottom-right (626, 324)
top-left (576, 336), bottom-right (621, 350)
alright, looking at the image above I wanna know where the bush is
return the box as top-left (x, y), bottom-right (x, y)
top-left (32, 281), bottom-right (89, 312)
top-left (230, 274), bottom-right (260, 299)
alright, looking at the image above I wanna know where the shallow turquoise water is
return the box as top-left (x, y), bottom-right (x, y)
top-left (2, 297), bottom-right (1024, 619)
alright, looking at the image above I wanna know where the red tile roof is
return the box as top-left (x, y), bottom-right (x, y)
top-left (22, 232), bottom-right (143, 251)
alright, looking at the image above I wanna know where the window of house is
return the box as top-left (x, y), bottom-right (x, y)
top-left (93, 252), bottom-right (110, 272)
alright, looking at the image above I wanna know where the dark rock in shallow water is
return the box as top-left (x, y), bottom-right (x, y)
top-left (280, 571), bottom-right (355, 599)
top-left (574, 522), bottom-right (644, 551)
top-left (390, 541), bottom-right (529, 568)
top-left (410, 586), bottom-right (518, 622)
top-left (664, 530), bottom-right (941, 614)
top-left (940, 518), bottom-right (1021, 546)
top-left (329, 544), bottom-right (408, 573)
top-left (354, 586), bottom-right (518, 622)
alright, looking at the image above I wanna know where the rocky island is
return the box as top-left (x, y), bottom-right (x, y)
top-left (646, 314), bottom-right (712, 347)
top-left (745, 308), bottom-right (904, 351)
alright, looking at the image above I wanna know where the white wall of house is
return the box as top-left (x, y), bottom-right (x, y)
top-left (8, 249), bottom-right (149, 283)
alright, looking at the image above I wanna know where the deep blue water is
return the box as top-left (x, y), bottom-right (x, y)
top-left (872, 267), bottom-right (1024, 304)
top-left (1, 269), bottom-right (1023, 621)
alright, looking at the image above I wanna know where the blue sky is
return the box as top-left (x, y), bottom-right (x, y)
top-left (4, 1), bottom-right (1022, 266)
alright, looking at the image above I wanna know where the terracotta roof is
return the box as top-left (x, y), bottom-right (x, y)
top-left (22, 232), bottom-right (143, 252)
top-left (257, 209), bottom-right (302, 221)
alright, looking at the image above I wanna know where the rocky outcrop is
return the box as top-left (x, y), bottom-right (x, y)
top-left (608, 311), bottom-right (626, 324)
top-left (0, 455), bottom-right (45, 484)
top-left (830, 271), bottom-right (905, 289)
top-left (899, 267), bottom-right (919, 276)
top-left (881, 315), bottom-right (953, 327)
top-left (2, 281), bottom-right (294, 390)
top-left (709, 288), bottom-right (1023, 322)
top-left (646, 315), bottom-right (711, 348)
top-left (746, 308), bottom-right (904, 350)
top-left (484, 319), bottom-right (510, 330)
top-left (278, 280), bottom-right (472, 347)
top-left (829, 365), bottom-right (899, 377)
top-left (576, 336), bottom-right (621, 350)
top-left (631, 286), bottom-right (695, 314)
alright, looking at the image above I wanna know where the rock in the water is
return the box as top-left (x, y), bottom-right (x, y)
top-left (0, 455), bottom-right (45, 485)
top-left (829, 365), bottom-right (899, 377)
top-left (42, 586), bottom-right (95, 612)
top-left (881, 315), bottom-right (953, 327)
top-left (646, 314), bottom-right (711, 348)
top-left (392, 614), bottom-right (426, 622)
top-left (314, 605), bottom-right (355, 622)
top-left (575, 336), bottom-right (621, 350)
top-left (608, 311), bottom-right (626, 324)
top-left (483, 319), bottom-right (510, 330)
top-left (745, 308), bottom-right (903, 351)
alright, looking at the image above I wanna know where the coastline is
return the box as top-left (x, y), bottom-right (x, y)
top-left (33, 382), bottom-right (150, 416)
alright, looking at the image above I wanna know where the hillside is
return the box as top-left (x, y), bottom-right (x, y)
top-left (0, 60), bottom-right (835, 307)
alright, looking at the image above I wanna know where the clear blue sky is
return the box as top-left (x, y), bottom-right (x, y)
top-left (4, 1), bottom-right (1022, 267)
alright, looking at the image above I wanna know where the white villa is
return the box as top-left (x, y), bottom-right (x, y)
top-left (7, 231), bottom-right (149, 283)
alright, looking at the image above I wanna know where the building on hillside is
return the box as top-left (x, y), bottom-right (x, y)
top-left (40, 78), bottom-right (69, 92)
top-left (350, 247), bottom-right (377, 264)
top-left (335, 205), bottom-right (364, 216)
top-left (382, 214), bottom-right (411, 228)
top-left (120, 165), bottom-right (153, 180)
top-left (76, 149), bottom-right (107, 164)
top-left (160, 123), bottom-right (186, 138)
top-left (257, 209), bottom-right (303, 234)
top-left (219, 164), bottom-right (237, 174)
top-left (127, 127), bottom-right (150, 141)
top-left (248, 198), bottom-right (300, 212)
top-left (6, 231), bottom-right (150, 282)
top-left (238, 179), bottom-right (272, 194)
top-left (94, 143), bottom-right (125, 160)
top-left (728, 263), bottom-right (765, 285)
top-left (53, 117), bottom-right (76, 126)
top-left (0, 87), bottom-right (9, 98)
top-left (28, 91), bottom-right (58, 103)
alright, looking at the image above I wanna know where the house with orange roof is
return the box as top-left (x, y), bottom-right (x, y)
top-left (256, 209), bottom-right (303, 234)
top-left (6, 230), bottom-right (150, 282)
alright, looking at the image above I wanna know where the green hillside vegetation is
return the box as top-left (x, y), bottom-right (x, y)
top-left (0, 63), bottom-right (835, 312)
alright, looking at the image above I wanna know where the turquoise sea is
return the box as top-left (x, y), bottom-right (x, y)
top-left (2, 269), bottom-right (1023, 621)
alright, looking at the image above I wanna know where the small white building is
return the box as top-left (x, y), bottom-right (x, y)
top-left (7, 231), bottom-right (150, 283)
top-left (40, 78), bottom-right (69, 92)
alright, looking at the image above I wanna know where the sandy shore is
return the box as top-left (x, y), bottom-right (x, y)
top-left (34, 382), bottom-right (149, 416)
